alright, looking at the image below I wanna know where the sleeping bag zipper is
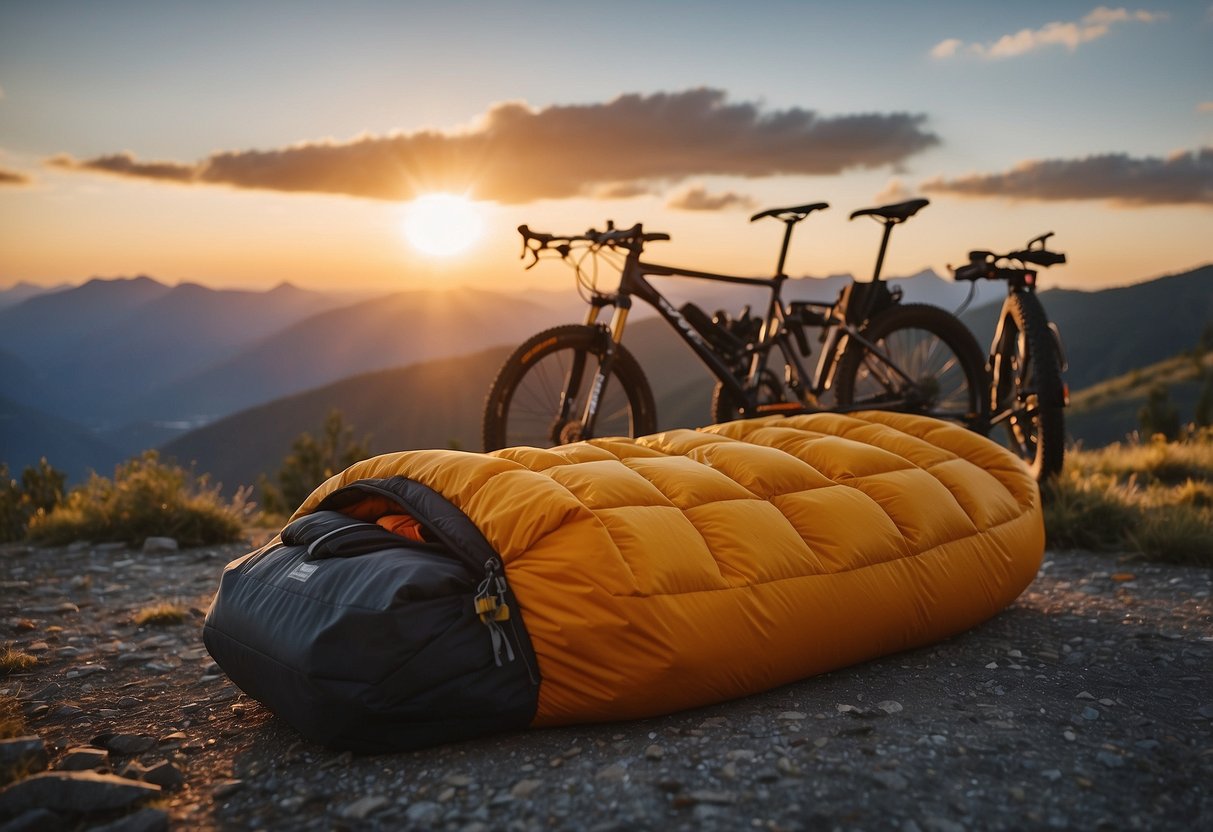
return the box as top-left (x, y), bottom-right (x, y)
top-left (316, 480), bottom-right (539, 685)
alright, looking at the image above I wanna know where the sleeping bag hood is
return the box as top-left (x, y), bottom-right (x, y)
top-left (204, 411), bottom-right (1044, 752)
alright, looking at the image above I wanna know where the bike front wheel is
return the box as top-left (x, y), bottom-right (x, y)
top-left (992, 293), bottom-right (1066, 480)
top-left (834, 304), bottom-right (989, 432)
top-left (482, 324), bottom-right (658, 452)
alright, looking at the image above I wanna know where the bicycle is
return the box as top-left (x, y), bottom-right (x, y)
top-left (483, 199), bottom-right (989, 452)
top-left (952, 232), bottom-right (1069, 480)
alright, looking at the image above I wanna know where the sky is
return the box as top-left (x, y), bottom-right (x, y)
top-left (1, 0), bottom-right (1210, 294)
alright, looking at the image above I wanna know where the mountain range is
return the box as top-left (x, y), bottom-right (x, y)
top-left (1, 264), bottom-right (1209, 485)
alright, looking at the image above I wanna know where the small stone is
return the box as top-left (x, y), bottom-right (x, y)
top-left (876, 700), bottom-right (904, 714)
top-left (341, 795), bottom-right (389, 819)
top-left (444, 773), bottom-right (472, 787)
top-left (141, 537), bottom-right (178, 554)
top-left (644, 744), bottom-right (664, 760)
top-left (1062, 730), bottom-right (1077, 742)
top-left (84, 807), bottom-right (169, 832)
top-left (212, 779), bottom-right (244, 799)
top-left (1081, 707), bottom-right (1100, 721)
top-left (141, 760), bottom-right (185, 791)
top-left (106, 734), bottom-right (156, 755)
top-left (510, 778), bottom-right (543, 799)
top-left (1042, 769), bottom-right (1062, 781)
top-left (0, 771), bottom-right (159, 815)
top-left (595, 763), bottom-right (627, 781)
top-left (0, 737), bottom-right (48, 778)
top-left (405, 801), bottom-right (443, 824)
top-left (1076, 691), bottom-right (1095, 700)
top-left (873, 771), bottom-right (909, 791)
top-left (778, 711), bottom-right (806, 720)
top-left (57, 746), bottom-right (109, 772)
top-left (117, 697), bottom-right (143, 710)
top-left (1096, 750), bottom-right (1125, 768)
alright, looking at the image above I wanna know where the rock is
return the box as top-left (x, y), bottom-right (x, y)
top-left (873, 771), bottom-right (909, 790)
top-left (340, 795), bottom-right (389, 820)
top-left (84, 807), bottom-right (169, 832)
top-left (644, 744), bottom-right (664, 760)
top-left (141, 538), bottom-right (178, 554)
top-left (56, 747), bottom-right (109, 772)
top-left (212, 779), bottom-right (244, 799)
top-left (405, 801), bottom-right (443, 824)
top-left (0, 771), bottom-right (159, 816)
top-left (0, 738), bottom-right (47, 780)
top-left (0, 808), bottom-right (67, 831)
top-left (686, 789), bottom-right (737, 805)
top-left (595, 764), bottom-right (627, 782)
top-left (876, 700), bottom-right (904, 714)
top-left (510, 779), bottom-right (543, 799)
top-left (104, 735), bottom-right (155, 756)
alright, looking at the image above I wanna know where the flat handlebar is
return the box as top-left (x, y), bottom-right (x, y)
top-left (517, 222), bottom-right (670, 267)
top-left (953, 232), bottom-right (1066, 282)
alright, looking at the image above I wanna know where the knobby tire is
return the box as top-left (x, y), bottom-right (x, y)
top-left (482, 325), bottom-right (657, 452)
top-left (834, 304), bottom-right (989, 433)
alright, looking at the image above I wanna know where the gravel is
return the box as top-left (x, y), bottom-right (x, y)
top-left (1, 541), bottom-right (1210, 831)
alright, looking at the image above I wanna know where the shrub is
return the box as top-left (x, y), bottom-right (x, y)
top-left (0, 458), bottom-right (65, 543)
top-left (260, 410), bottom-right (370, 517)
top-left (0, 646), bottom-right (37, 676)
top-left (1138, 384), bottom-right (1180, 441)
top-left (26, 451), bottom-right (247, 548)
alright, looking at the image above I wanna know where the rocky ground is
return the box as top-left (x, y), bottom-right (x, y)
top-left (0, 538), bottom-right (1210, 832)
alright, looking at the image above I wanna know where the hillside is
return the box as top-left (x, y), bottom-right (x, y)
top-left (1066, 349), bottom-right (1213, 447)
top-left (963, 265), bottom-right (1213, 390)
top-left (0, 277), bottom-right (358, 424)
top-left (135, 286), bottom-right (566, 424)
top-left (0, 395), bottom-right (120, 481)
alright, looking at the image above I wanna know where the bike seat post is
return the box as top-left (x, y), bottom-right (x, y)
top-left (774, 218), bottom-right (797, 278)
top-left (871, 218), bottom-right (896, 282)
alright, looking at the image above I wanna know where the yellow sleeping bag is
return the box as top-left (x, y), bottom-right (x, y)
top-left (285, 411), bottom-right (1042, 734)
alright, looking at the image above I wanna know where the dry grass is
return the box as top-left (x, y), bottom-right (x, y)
top-left (0, 645), bottom-right (37, 676)
top-left (1045, 429), bottom-right (1213, 566)
top-left (133, 602), bottom-right (188, 627)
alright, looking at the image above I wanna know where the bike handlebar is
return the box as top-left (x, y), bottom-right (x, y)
top-left (517, 222), bottom-right (670, 267)
top-left (952, 232), bottom-right (1066, 282)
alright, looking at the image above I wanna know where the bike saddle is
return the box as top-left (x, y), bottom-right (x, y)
top-left (849, 198), bottom-right (929, 222)
top-left (750, 202), bottom-right (829, 222)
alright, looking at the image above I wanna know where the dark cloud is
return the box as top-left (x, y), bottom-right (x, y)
top-left (46, 88), bottom-right (939, 204)
top-left (922, 148), bottom-right (1213, 207)
top-left (667, 185), bottom-right (755, 211)
top-left (0, 167), bottom-right (31, 186)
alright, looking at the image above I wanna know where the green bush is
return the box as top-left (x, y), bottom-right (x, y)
top-left (27, 451), bottom-right (247, 548)
top-left (0, 458), bottom-right (65, 543)
top-left (260, 410), bottom-right (370, 517)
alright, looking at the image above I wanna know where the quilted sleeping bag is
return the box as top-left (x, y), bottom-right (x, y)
top-left (203, 412), bottom-right (1043, 751)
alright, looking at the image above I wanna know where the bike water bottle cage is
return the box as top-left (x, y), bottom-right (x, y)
top-left (849, 199), bottom-right (929, 223)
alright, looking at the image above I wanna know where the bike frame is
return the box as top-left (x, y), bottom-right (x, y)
top-left (572, 245), bottom-right (908, 434)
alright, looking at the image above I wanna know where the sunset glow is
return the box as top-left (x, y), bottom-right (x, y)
top-left (401, 194), bottom-right (485, 258)
top-left (0, 2), bottom-right (1209, 293)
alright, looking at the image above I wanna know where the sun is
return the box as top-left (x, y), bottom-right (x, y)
top-left (401, 193), bottom-right (485, 257)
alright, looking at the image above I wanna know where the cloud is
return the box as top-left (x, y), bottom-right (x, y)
top-left (0, 167), bottom-right (31, 186)
top-left (46, 88), bottom-right (939, 204)
top-left (667, 185), bottom-right (756, 211)
top-left (921, 147), bottom-right (1213, 207)
top-left (1199, 101), bottom-right (1213, 113)
top-left (873, 178), bottom-right (919, 205)
top-left (931, 6), bottom-right (1166, 60)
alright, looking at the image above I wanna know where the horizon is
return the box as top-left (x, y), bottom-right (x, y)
top-left (1, 2), bottom-right (1211, 294)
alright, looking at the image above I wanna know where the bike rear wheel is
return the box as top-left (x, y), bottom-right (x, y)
top-left (834, 304), bottom-right (989, 432)
top-left (482, 325), bottom-right (658, 452)
top-left (992, 293), bottom-right (1066, 480)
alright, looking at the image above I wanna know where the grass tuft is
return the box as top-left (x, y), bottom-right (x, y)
top-left (0, 645), bottom-right (37, 676)
top-left (1045, 428), bottom-right (1213, 566)
top-left (133, 602), bottom-right (188, 627)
